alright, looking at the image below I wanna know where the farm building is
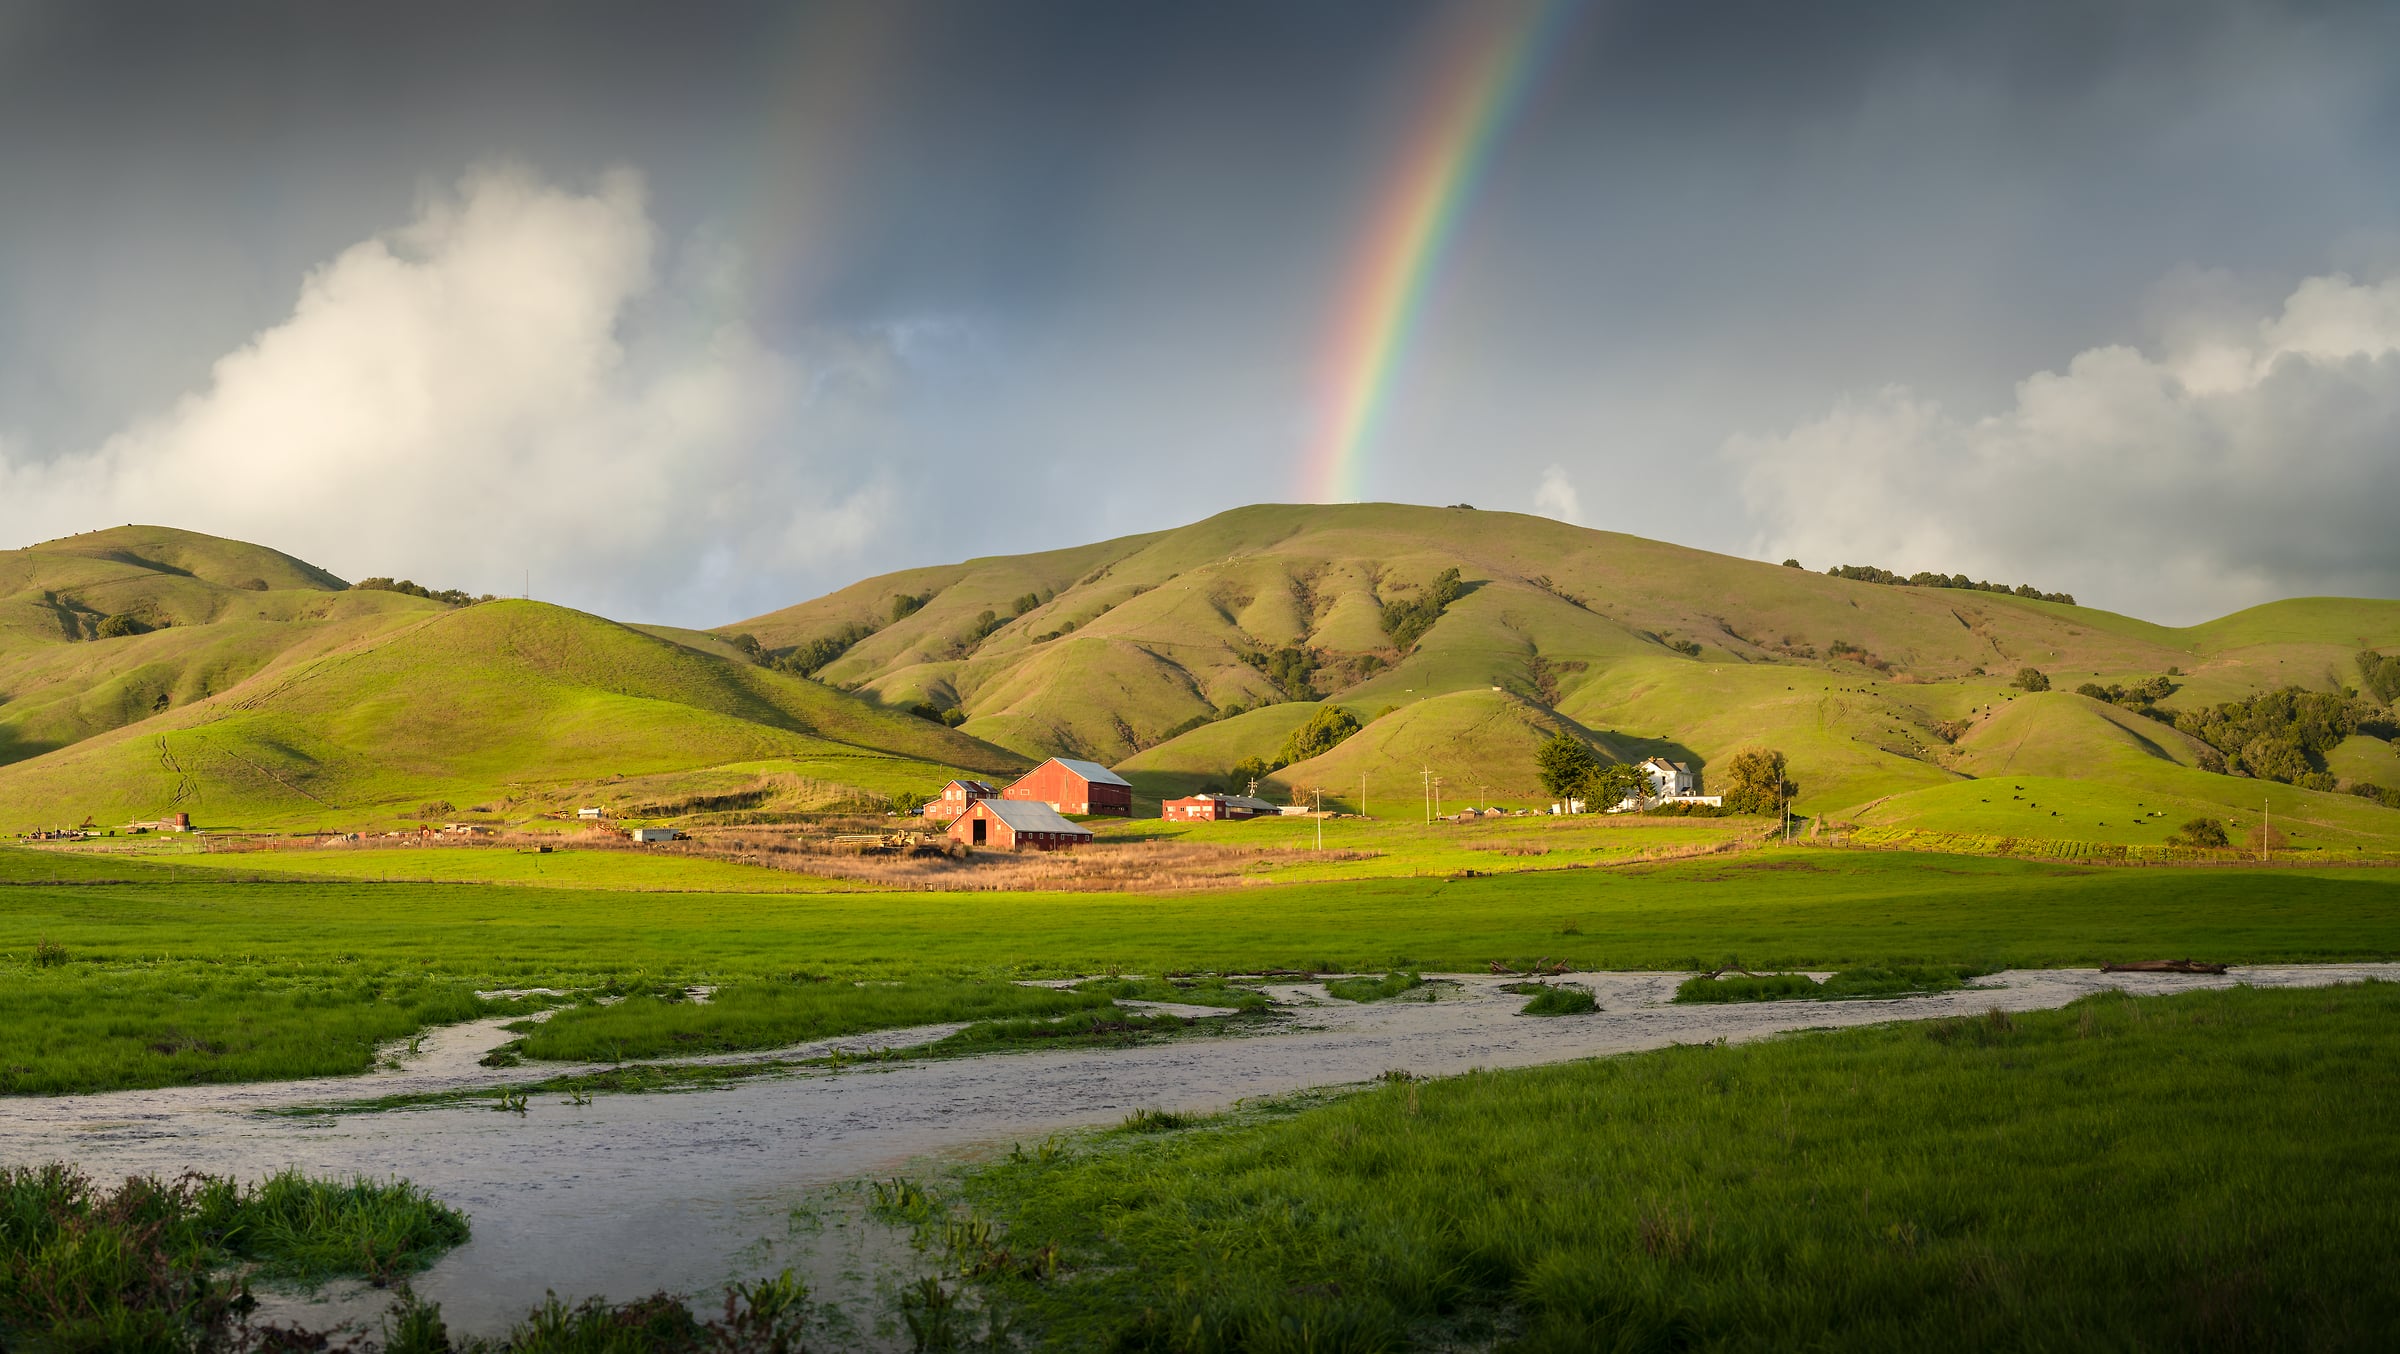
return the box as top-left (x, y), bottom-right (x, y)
top-left (920, 779), bottom-right (999, 820)
top-left (1640, 758), bottom-right (1695, 797)
top-left (629, 827), bottom-right (681, 843)
top-left (1162, 793), bottom-right (1280, 822)
top-left (1003, 757), bottom-right (1133, 817)
top-left (945, 799), bottom-right (1094, 852)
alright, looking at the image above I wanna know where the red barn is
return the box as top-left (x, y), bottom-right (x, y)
top-left (1003, 757), bottom-right (1133, 817)
top-left (920, 779), bottom-right (998, 820)
top-left (946, 799), bottom-right (1094, 852)
top-left (1161, 793), bottom-right (1279, 822)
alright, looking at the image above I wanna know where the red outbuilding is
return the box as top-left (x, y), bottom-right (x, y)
top-left (1161, 793), bottom-right (1280, 822)
top-left (945, 799), bottom-right (1095, 852)
top-left (1003, 757), bottom-right (1133, 817)
top-left (920, 779), bottom-right (998, 820)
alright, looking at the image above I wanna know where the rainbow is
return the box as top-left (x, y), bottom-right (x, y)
top-left (1300, 0), bottom-right (1581, 503)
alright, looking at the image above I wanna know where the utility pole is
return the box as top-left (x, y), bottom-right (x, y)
top-left (1313, 787), bottom-right (1323, 851)
top-left (2262, 797), bottom-right (2270, 863)
top-left (1420, 767), bottom-right (1431, 824)
top-left (1434, 776), bottom-right (1444, 820)
top-left (1360, 770), bottom-right (1367, 820)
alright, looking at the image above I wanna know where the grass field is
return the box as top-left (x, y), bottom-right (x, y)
top-left (6, 841), bottom-right (2400, 1094)
top-left (932, 981), bottom-right (2400, 1351)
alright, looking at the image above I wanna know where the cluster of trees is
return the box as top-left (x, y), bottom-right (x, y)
top-left (2011, 668), bottom-right (2050, 692)
top-left (1242, 645), bottom-right (1320, 701)
top-left (2359, 649), bottom-right (2400, 705)
top-left (776, 620), bottom-right (877, 677)
top-left (1229, 705), bottom-right (1363, 787)
top-left (1380, 567), bottom-right (1464, 652)
top-left (1823, 564), bottom-right (2074, 605)
top-left (93, 613), bottom-right (161, 639)
top-left (2076, 675), bottom-right (2178, 711)
top-left (1533, 734), bottom-right (1796, 815)
top-left (2169, 688), bottom-right (2384, 789)
top-left (2167, 817), bottom-right (2229, 849)
top-left (768, 588), bottom-right (955, 679)
top-left (353, 578), bottom-right (493, 607)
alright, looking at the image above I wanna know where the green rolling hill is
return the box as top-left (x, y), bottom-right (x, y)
top-left (6, 508), bottom-right (2397, 847)
top-left (0, 529), bottom-right (1019, 829)
top-left (733, 503), bottom-right (2400, 847)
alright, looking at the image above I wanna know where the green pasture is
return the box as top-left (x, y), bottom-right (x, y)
top-left (127, 842), bottom-right (859, 892)
top-left (938, 981), bottom-right (2400, 1351)
top-left (5, 842), bottom-right (2400, 1094)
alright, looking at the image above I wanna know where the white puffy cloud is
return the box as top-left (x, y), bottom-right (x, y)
top-left (0, 165), bottom-right (898, 621)
top-left (1734, 271), bottom-right (2400, 623)
top-left (1532, 463), bottom-right (1584, 526)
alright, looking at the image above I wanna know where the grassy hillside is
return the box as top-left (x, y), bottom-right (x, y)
top-left (0, 599), bottom-right (1018, 830)
top-left (732, 503), bottom-right (2400, 845)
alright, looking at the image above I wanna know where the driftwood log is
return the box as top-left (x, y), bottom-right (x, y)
top-left (1489, 958), bottom-right (1572, 977)
top-left (1698, 968), bottom-right (1775, 981)
top-left (2100, 960), bottom-right (2230, 975)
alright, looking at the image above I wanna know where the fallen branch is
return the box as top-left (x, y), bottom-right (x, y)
top-left (2100, 960), bottom-right (2229, 975)
top-left (1698, 968), bottom-right (1774, 981)
top-left (1489, 958), bottom-right (1571, 977)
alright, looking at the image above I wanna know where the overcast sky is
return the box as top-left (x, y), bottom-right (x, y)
top-left (2, 0), bottom-right (2396, 625)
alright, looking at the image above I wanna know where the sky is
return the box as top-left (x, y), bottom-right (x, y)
top-left (2, 0), bottom-right (2396, 627)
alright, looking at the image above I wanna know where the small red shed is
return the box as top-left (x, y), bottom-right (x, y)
top-left (921, 779), bottom-right (998, 820)
top-left (1161, 793), bottom-right (1280, 822)
top-left (1003, 757), bottom-right (1133, 817)
top-left (946, 799), bottom-right (1095, 852)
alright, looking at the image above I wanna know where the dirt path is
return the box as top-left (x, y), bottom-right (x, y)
top-left (4, 964), bottom-right (2391, 1339)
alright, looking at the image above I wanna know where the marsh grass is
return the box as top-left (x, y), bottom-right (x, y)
top-left (0, 968), bottom-right (542, 1095)
top-left (0, 1164), bottom-right (467, 1352)
top-left (1675, 964), bottom-right (1995, 1004)
top-left (1323, 971), bottom-right (1426, 1002)
top-left (1070, 975), bottom-right (1270, 1010)
top-left (1513, 985), bottom-right (1598, 1016)
top-left (515, 977), bottom-right (1119, 1061)
top-left (943, 982), bottom-right (2400, 1351)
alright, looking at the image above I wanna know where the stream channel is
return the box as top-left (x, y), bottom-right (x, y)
top-left (6, 963), bottom-right (2394, 1342)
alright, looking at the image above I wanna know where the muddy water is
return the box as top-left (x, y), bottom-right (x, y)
top-left (5, 964), bottom-right (2392, 1339)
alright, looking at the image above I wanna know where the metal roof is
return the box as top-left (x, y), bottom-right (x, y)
top-left (978, 799), bottom-right (1094, 834)
top-left (1046, 757), bottom-right (1131, 788)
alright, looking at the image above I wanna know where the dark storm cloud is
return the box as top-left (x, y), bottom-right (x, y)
top-left (1, 1), bottom-right (2395, 622)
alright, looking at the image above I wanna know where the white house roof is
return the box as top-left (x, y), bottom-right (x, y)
top-left (1047, 757), bottom-right (1131, 788)
top-left (980, 799), bottom-right (1094, 835)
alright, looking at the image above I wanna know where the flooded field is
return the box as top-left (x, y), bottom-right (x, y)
top-left (6, 963), bottom-right (2392, 1341)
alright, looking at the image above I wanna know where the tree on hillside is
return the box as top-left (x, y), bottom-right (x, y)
top-left (2171, 817), bottom-right (2229, 849)
top-left (1536, 733), bottom-right (1602, 798)
top-left (2011, 668), bottom-right (2050, 692)
top-left (1280, 706), bottom-right (1362, 766)
top-left (1582, 761), bottom-right (1648, 809)
top-left (2358, 649), bottom-right (2400, 705)
top-left (1380, 567), bottom-right (1466, 652)
top-left (1721, 748), bottom-right (1796, 814)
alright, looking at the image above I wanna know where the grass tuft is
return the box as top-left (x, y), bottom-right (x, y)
top-left (1323, 971), bottom-right (1426, 1003)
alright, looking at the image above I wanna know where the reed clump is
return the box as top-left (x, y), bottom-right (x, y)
top-left (0, 1164), bottom-right (468, 1351)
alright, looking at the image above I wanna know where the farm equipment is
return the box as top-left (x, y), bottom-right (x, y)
top-left (832, 831), bottom-right (967, 859)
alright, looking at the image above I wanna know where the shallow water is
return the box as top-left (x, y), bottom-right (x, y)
top-left (5, 963), bottom-right (2391, 1339)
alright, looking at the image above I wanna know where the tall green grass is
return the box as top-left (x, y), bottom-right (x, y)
top-left (1674, 964), bottom-right (1994, 1003)
top-left (1323, 972), bottom-right (1425, 1002)
top-left (942, 982), bottom-right (2400, 1351)
top-left (0, 968), bottom-right (519, 1095)
top-left (513, 978), bottom-right (1118, 1061)
top-left (0, 1165), bottom-right (467, 1352)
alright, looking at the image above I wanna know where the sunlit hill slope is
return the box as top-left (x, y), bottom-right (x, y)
top-left (733, 503), bottom-right (2400, 848)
